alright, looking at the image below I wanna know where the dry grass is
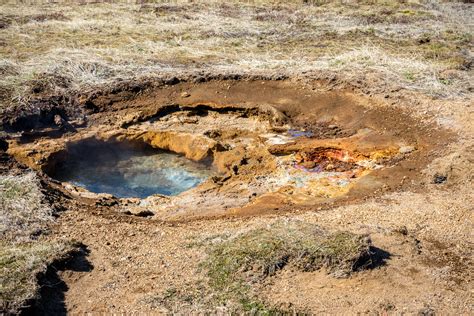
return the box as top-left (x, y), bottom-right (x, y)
top-left (0, 0), bottom-right (472, 112)
top-left (0, 173), bottom-right (52, 242)
top-left (200, 220), bottom-right (371, 312)
top-left (0, 240), bottom-right (76, 314)
top-left (0, 172), bottom-right (77, 314)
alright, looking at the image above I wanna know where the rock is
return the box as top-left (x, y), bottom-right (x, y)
top-left (54, 114), bottom-right (66, 126)
top-left (399, 145), bottom-right (415, 154)
top-left (119, 113), bottom-right (141, 127)
top-left (181, 91), bottom-right (190, 98)
top-left (394, 226), bottom-right (408, 236)
top-left (433, 174), bottom-right (447, 184)
top-left (124, 206), bottom-right (155, 217)
top-left (121, 198), bottom-right (141, 206)
top-left (70, 116), bottom-right (87, 127)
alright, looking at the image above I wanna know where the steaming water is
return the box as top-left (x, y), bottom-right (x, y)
top-left (52, 140), bottom-right (213, 198)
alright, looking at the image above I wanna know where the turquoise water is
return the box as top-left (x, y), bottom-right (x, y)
top-left (51, 140), bottom-right (213, 198)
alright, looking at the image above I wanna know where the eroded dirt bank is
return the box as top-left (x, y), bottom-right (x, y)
top-left (2, 78), bottom-right (472, 314)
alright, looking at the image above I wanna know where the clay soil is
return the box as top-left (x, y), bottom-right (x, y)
top-left (2, 78), bottom-right (472, 314)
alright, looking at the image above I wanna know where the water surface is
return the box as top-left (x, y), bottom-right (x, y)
top-left (51, 140), bottom-right (213, 198)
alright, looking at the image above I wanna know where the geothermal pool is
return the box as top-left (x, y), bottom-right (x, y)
top-left (50, 140), bottom-right (213, 198)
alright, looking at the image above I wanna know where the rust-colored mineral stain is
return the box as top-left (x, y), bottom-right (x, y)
top-left (294, 148), bottom-right (360, 173)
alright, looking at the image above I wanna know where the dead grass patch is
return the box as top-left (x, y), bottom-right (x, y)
top-left (0, 172), bottom-right (78, 314)
top-left (0, 0), bottom-right (471, 113)
top-left (0, 173), bottom-right (53, 243)
top-left (0, 240), bottom-right (77, 314)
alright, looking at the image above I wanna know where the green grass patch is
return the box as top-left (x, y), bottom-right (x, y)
top-left (201, 221), bottom-right (371, 312)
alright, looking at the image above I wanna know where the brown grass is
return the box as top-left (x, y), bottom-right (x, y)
top-left (0, 172), bottom-right (77, 314)
top-left (0, 0), bottom-right (472, 112)
top-left (0, 240), bottom-right (77, 314)
top-left (0, 173), bottom-right (52, 242)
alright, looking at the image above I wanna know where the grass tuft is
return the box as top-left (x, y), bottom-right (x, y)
top-left (0, 240), bottom-right (77, 314)
top-left (201, 221), bottom-right (371, 311)
top-left (0, 172), bottom-right (77, 314)
top-left (0, 173), bottom-right (53, 243)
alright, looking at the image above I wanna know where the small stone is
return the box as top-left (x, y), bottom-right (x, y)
top-left (325, 163), bottom-right (335, 171)
top-left (121, 198), bottom-right (141, 206)
top-left (181, 91), bottom-right (190, 98)
top-left (433, 174), bottom-right (447, 184)
top-left (71, 117), bottom-right (87, 127)
top-left (399, 146), bottom-right (415, 154)
top-left (394, 226), bottom-right (408, 236)
top-left (54, 114), bottom-right (65, 126)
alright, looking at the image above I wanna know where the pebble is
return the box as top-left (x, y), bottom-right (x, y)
top-left (399, 146), bottom-right (415, 154)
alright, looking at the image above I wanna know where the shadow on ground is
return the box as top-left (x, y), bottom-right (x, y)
top-left (22, 244), bottom-right (93, 316)
top-left (355, 246), bottom-right (391, 271)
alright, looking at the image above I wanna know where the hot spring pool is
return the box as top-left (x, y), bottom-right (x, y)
top-left (50, 139), bottom-right (214, 198)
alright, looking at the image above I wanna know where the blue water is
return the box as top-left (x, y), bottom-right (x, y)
top-left (52, 140), bottom-right (213, 198)
top-left (287, 129), bottom-right (314, 138)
